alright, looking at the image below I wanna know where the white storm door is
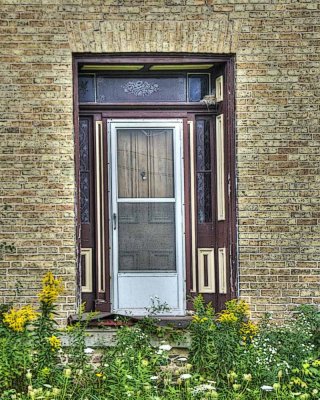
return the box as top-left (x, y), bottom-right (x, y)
top-left (109, 119), bottom-right (185, 315)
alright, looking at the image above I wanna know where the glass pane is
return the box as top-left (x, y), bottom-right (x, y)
top-left (118, 203), bottom-right (176, 271)
top-left (196, 120), bottom-right (211, 171)
top-left (196, 118), bottom-right (212, 224)
top-left (78, 75), bottom-right (95, 102)
top-left (97, 76), bottom-right (186, 103)
top-left (80, 119), bottom-right (89, 170)
top-left (117, 128), bottom-right (174, 198)
top-left (80, 172), bottom-right (90, 224)
top-left (197, 173), bottom-right (212, 223)
top-left (79, 119), bottom-right (90, 223)
top-left (188, 74), bottom-right (209, 102)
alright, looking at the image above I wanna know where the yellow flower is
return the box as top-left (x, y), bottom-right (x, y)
top-left (63, 368), bottom-right (72, 378)
top-left (226, 299), bottom-right (250, 318)
top-left (41, 367), bottom-right (51, 376)
top-left (48, 335), bottom-right (61, 351)
top-left (240, 321), bottom-right (259, 340)
top-left (38, 272), bottom-right (64, 305)
top-left (192, 315), bottom-right (209, 324)
top-left (3, 305), bottom-right (38, 332)
top-left (217, 310), bottom-right (238, 324)
top-left (96, 373), bottom-right (103, 378)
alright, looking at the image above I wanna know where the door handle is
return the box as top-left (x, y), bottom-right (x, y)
top-left (113, 213), bottom-right (117, 230)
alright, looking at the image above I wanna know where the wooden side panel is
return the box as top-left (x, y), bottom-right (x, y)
top-left (79, 116), bottom-right (96, 311)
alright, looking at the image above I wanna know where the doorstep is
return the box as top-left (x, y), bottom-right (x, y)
top-left (62, 312), bottom-right (192, 349)
top-left (68, 312), bottom-right (193, 329)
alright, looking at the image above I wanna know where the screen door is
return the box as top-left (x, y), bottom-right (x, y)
top-left (109, 119), bottom-right (185, 315)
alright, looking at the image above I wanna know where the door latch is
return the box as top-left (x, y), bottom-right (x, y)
top-left (113, 213), bottom-right (117, 230)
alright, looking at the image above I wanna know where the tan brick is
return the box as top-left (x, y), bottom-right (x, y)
top-left (0, 0), bottom-right (319, 323)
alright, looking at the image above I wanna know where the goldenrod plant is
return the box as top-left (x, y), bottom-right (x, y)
top-left (0, 277), bottom-right (319, 399)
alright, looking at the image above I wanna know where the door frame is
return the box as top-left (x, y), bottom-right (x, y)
top-left (108, 119), bottom-right (185, 315)
top-left (74, 54), bottom-right (237, 315)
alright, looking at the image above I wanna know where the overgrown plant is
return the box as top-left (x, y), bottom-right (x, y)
top-left (32, 272), bottom-right (64, 376)
top-left (0, 305), bottom-right (37, 392)
top-left (0, 277), bottom-right (319, 400)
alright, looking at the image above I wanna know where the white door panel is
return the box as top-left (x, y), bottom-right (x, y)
top-left (109, 119), bottom-right (185, 315)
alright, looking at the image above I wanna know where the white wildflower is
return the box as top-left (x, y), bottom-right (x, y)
top-left (192, 384), bottom-right (216, 394)
top-left (180, 373), bottom-right (192, 380)
top-left (261, 385), bottom-right (274, 391)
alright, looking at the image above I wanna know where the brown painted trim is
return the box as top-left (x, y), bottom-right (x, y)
top-left (101, 111), bottom-right (191, 119)
top-left (226, 56), bottom-right (238, 300)
top-left (74, 53), bottom-right (236, 65)
top-left (92, 115), bottom-right (110, 312)
top-left (72, 57), bottom-right (82, 310)
top-left (101, 111), bottom-right (218, 119)
top-left (182, 118), bottom-right (192, 310)
top-left (102, 117), bottom-right (111, 312)
top-left (80, 104), bottom-right (216, 112)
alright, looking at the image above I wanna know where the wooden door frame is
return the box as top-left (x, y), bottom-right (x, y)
top-left (73, 53), bottom-right (237, 314)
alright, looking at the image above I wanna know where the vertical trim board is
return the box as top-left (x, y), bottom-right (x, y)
top-left (95, 121), bottom-right (106, 293)
top-left (188, 121), bottom-right (197, 293)
top-left (218, 247), bottom-right (227, 294)
top-left (215, 75), bottom-right (224, 102)
top-left (216, 114), bottom-right (225, 221)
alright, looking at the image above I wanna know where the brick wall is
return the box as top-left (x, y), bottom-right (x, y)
top-left (0, 0), bottom-right (319, 321)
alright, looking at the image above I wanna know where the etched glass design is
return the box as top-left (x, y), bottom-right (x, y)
top-left (78, 75), bottom-right (95, 102)
top-left (188, 74), bottom-right (210, 102)
top-left (79, 119), bottom-right (90, 223)
top-left (97, 76), bottom-right (186, 103)
top-left (118, 203), bottom-right (176, 271)
top-left (197, 173), bottom-right (212, 223)
top-left (196, 119), bottom-right (212, 223)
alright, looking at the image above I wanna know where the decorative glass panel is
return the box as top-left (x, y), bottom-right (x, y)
top-left (197, 173), bottom-right (212, 223)
top-left (117, 128), bottom-right (174, 198)
top-left (78, 75), bottom-right (95, 102)
top-left (97, 76), bottom-right (186, 103)
top-left (196, 119), bottom-right (212, 223)
top-left (80, 172), bottom-right (90, 224)
top-left (196, 120), bottom-right (211, 171)
top-left (118, 203), bottom-right (176, 271)
top-left (80, 119), bottom-right (89, 170)
top-left (188, 74), bottom-right (210, 102)
top-left (79, 119), bottom-right (90, 223)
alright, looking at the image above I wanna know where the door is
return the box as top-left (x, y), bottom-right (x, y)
top-left (109, 119), bottom-right (185, 315)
